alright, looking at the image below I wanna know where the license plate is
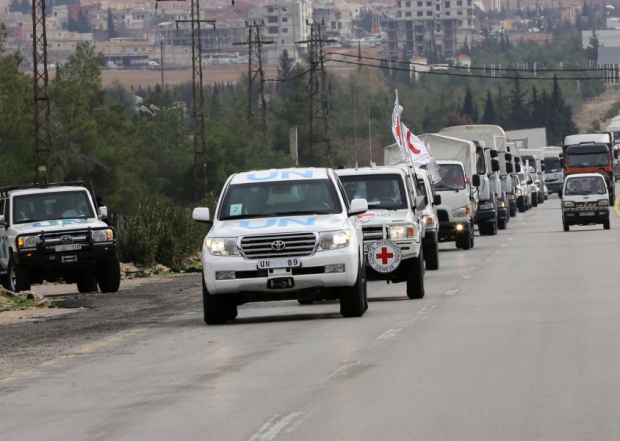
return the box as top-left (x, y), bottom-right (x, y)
top-left (257, 258), bottom-right (301, 269)
top-left (55, 244), bottom-right (82, 252)
top-left (579, 212), bottom-right (595, 217)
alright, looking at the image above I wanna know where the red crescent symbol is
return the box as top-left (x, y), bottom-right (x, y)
top-left (407, 131), bottom-right (421, 154)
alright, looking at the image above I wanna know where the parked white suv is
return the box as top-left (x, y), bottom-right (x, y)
top-left (192, 168), bottom-right (369, 324)
top-left (0, 182), bottom-right (120, 293)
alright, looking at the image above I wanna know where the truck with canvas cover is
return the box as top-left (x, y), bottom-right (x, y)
top-left (414, 133), bottom-right (479, 250)
top-left (542, 146), bottom-right (564, 195)
top-left (561, 132), bottom-right (617, 205)
top-left (437, 125), bottom-right (502, 236)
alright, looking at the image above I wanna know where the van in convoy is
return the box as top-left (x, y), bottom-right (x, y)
top-left (192, 168), bottom-right (369, 324)
top-left (561, 173), bottom-right (610, 231)
top-left (336, 165), bottom-right (427, 298)
top-left (562, 132), bottom-right (616, 205)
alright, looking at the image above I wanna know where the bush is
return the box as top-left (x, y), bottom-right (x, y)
top-left (117, 193), bottom-right (217, 270)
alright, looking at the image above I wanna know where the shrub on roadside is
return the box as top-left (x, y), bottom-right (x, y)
top-left (117, 193), bottom-right (217, 270)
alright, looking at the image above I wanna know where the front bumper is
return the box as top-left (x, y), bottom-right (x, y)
top-left (563, 208), bottom-right (609, 225)
top-left (438, 220), bottom-right (471, 242)
top-left (203, 248), bottom-right (359, 294)
top-left (13, 243), bottom-right (116, 268)
top-left (475, 208), bottom-right (497, 223)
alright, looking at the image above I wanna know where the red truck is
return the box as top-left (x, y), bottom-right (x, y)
top-left (561, 132), bottom-right (617, 204)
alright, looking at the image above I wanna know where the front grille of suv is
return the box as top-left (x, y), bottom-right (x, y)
top-left (240, 233), bottom-right (317, 259)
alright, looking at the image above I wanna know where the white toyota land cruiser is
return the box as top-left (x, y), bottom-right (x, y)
top-left (336, 165), bottom-right (427, 298)
top-left (0, 182), bottom-right (121, 293)
top-left (192, 168), bottom-right (369, 325)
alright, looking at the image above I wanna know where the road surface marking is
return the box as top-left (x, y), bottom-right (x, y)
top-left (248, 413), bottom-right (306, 441)
top-left (327, 361), bottom-right (362, 379)
top-left (377, 328), bottom-right (404, 340)
top-left (461, 275), bottom-right (471, 280)
top-left (444, 289), bottom-right (459, 296)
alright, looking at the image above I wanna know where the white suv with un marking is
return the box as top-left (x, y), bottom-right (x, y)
top-left (192, 168), bottom-right (369, 324)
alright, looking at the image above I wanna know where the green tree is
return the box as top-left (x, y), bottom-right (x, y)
top-left (507, 76), bottom-right (529, 129)
top-left (481, 89), bottom-right (498, 125)
top-left (461, 87), bottom-right (478, 123)
top-left (0, 23), bottom-right (35, 185)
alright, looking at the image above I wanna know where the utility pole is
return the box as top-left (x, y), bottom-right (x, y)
top-left (32, 0), bottom-right (52, 184)
top-left (297, 20), bottom-right (334, 167)
top-left (234, 21), bottom-right (273, 137)
top-left (161, 0), bottom-right (215, 201)
top-left (160, 39), bottom-right (164, 89)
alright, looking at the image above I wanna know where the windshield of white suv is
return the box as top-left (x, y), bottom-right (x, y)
top-left (218, 179), bottom-right (343, 220)
top-left (338, 174), bottom-right (407, 209)
top-left (12, 190), bottom-right (95, 224)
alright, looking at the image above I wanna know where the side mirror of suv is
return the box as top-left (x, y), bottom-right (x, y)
top-left (99, 205), bottom-right (109, 220)
top-left (349, 198), bottom-right (368, 216)
top-left (433, 194), bottom-right (442, 205)
top-left (472, 174), bottom-right (481, 187)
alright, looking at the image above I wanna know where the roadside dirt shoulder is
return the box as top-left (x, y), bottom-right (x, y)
top-left (0, 274), bottom-right (202, 379)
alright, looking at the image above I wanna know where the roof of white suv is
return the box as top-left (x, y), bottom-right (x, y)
top-left (229, 168), bottom-right (330, 185)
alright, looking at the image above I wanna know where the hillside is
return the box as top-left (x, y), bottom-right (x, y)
top-left (572, 84), bottom-right (620, 134)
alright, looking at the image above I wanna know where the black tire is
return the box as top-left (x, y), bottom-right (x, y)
top-left (97, 256), bottom-right (121, 293)
top-left (490, 221), bottom-right (498, 235)
top-left (406, 248), bottom-right (425, 299)
top-left (202, 277), bottom-right (229, 324)
top-left (460, 229), bottom-right (472, 250)
top-left (298, 299), bottom-right (314, 305)
top-left (532, 194), bottom-right (538, 207)
top-left (77, 269), bottom-right (98, 293)
top-left (563, 222), bottom-right (569, 232)
top-left (7, 256), bottom-right (31, 292)
top-left (227, 301), bottom-right (238, 320)
top-left (423, 237), bottom-right (439, 271)
top-left (340, 261), bottom-right (366, 318)
top-left (470, 226), bottom-right (475, 249)
top-left (603, 219), bottom-right (611, 230)
top-left (498, 218), bottom-right (506, 230)
top-left (510, 207), bottom-right (517, 217)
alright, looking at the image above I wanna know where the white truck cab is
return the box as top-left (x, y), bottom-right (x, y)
top-left (561, 173), bottom-right (610, 231)
top-left (336, 165), bottom-right (427, 298)
top-left (0, 182), bottom-right (120, 293)
top-left (192, 168), bottom-right (369, 324)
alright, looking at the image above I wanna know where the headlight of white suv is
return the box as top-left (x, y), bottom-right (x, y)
top-left (319, 230), bottom-right (352, 250)
top-left (562, 201), bottom-right (575, 208)
top-left (389, 225), bottom-right (416, 239)
top-left (92, 229), bottom-right (114, 242)
top-left (516, 188), bottom-right (523, 196)
top-left (205, 238), bottom-right (239, 255)
top-left (17, 235), bottom-right (40, 248)
top-left (598, 199), bottom-right (610, 207)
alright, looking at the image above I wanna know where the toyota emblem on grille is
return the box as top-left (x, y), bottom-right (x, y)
top-left (271, 240), bottom-right (286, 251)
top-left (61, 235), bottom-right (73, 243)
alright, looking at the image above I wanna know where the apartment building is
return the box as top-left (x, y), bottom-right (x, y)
top-left (246, 0), bottom-right (312, 65)
top-left (382, 0), bottom-right (474, 60)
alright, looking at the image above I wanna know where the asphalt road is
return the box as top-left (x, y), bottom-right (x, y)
top-left (2, 193), bottom-right (620, 441)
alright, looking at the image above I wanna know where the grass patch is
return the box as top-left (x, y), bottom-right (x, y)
top-left (0, 291), bottom-right (52, 311)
